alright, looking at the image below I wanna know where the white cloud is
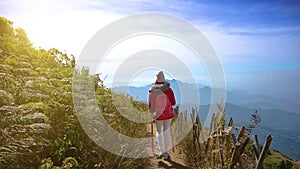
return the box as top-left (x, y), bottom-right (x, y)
top-left (192, 21), bottom-right (300, 69)
top-left (96, 34), bottom-right (208, 86)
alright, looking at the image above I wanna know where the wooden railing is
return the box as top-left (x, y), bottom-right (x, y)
top-left (172, 107), bottom-right (272, 169)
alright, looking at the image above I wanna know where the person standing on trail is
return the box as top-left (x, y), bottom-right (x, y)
top-left (148, 70), bottom-right (176, 160)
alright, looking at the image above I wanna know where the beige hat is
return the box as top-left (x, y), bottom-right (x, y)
top-left (156, 71), bottom-right (165, 83)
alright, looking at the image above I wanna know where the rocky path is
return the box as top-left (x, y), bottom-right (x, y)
top-left (145, 122), bottom-right (190, 169)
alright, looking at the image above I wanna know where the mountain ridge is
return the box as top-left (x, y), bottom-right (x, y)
top-left (113, 79), bottom-right (300, 114)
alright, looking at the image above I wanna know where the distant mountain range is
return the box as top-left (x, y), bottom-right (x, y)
top-left (113, 79), bottom-right (300, 114)
top-left (113, 79), bottom-right (300, 160)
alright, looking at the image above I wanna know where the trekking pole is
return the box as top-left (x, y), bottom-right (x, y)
top-left (151, 120), bottom-right (155, 155)
top-left (171, 120), bottom-right (175, 153)
top-left (171, 107), bottom-right (178, 153)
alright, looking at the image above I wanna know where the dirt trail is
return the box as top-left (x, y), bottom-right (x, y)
top-left (146, 122), bottom-right (190, 169)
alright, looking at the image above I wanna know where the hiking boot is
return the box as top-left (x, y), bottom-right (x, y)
top-left (156, 152), bottom-right (164, 159)
top-left (162, 152), bottom-right (170, 160)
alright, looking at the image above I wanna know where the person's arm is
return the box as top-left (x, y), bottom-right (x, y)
top-left (167, 88), bottom-right (176, 106)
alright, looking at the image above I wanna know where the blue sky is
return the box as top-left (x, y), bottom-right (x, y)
top-left (1, 0), bottom-right (300, 103)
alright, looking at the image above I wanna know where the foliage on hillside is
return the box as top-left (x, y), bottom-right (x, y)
top-left (264, 150), bottom-right (300, 169)
top-left (0, 16), bottom-right (148, 169)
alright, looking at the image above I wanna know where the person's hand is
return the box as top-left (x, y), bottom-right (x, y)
top-left (152, 112), bottom-right (162, 120)
top-left (146, 111), bottom-right (153, 122)
top-left (152, 112), bottom-right (158, 119)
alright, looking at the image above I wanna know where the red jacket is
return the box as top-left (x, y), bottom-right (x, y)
top-left (148, 82), bottom-right (176, 120)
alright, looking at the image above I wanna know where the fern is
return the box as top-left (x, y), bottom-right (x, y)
top-left (245, 110), bottom-right (262, 136)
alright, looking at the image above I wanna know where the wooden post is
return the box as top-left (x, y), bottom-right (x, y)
top-left (205, 137), bottom-right (211, 153)
top-left (224, 118), bottom-right (233, 161)
top-left (191, 108), bottom-right (196, 150)
top-left (255, 135), bottom-right (272, 169)
top-left (197, 112), bottom-right (205, 145)
top-left (252, 144), bottom-right (265, 169)
top-left (239, 137), bottom-right (249, 155)
top-left (238, 137), bottom-right (250, 169)
top-left (252, 135), bottom-right (260, 162)
top-left (252, 144), bottom-right (260, 161)
top-left (236, 126), bottom-right (245, 142)
top-left (229, 142), bottom-right (241, 169)
top-left (209, 113), bottom-right (216, 135)
top-left (254, 134), bottom-right (260, 152)
top-left (217, 136), bottom-right (225, 169)
top-left (228, 117), bottom-right (233, 127)
top-left (194, 124), bottom-right (198, 148)
top-left (196, 113), bottom-right (202, 149)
